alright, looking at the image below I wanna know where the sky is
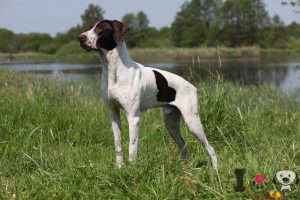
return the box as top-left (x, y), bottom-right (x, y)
top-left (0, 0), bottom-right (299, 36)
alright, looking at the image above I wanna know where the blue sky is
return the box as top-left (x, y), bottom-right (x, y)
top-left (0, 0), bottom-right (299, 36)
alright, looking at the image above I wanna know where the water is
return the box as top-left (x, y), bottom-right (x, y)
top-left (0, 58), bottom-right (299, 92)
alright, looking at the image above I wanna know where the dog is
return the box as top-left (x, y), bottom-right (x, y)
top-left (275, 170), bottom-right (298, 191)
top-left (78, 20), bottom-right (217, 169)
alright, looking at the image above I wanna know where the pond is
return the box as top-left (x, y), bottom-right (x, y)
top-left (0, 57), bottom-right (299, 92)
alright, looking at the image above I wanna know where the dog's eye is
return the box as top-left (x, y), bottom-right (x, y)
top-left (288, 174), bottom-right (291, 177)
top-left (280, 175), bottom-right (283, 177)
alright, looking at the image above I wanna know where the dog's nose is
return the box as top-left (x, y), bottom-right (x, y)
top-left (78, 34), bottom-right (87, 43)
top-left (282, 177), bottom-right (290, 183)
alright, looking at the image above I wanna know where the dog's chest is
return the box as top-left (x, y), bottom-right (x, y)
top-left (100, 64), bottom-right (139, 107)
top-left (101, 67), bottom-right (119, 104)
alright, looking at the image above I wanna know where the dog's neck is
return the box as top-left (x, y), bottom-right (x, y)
top-left (99, 42), bottom-right (136, 88)
top-left (100, 42), bottom-right (133, 68)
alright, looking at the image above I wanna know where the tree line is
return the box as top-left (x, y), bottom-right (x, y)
top-left (1, 0), bottom-right (300, 54)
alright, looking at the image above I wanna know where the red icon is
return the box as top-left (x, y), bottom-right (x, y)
top-left (254, 174), bottom-right (266, 185)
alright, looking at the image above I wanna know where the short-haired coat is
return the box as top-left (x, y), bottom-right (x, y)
top-left (78, 20), bottom-right (217, 169)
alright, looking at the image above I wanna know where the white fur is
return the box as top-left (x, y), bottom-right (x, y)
top-left (84, 22), bottom-right (100, 50)
top-left (81, 28), bottom-right (218, 169)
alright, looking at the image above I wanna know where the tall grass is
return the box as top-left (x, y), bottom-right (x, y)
top-left (0, 71), bottom-right (299, 199)
top-left (129, 46), bottom-right (261, 62)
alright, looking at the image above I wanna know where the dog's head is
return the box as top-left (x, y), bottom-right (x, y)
top-left (275, 170), bottom-right (297, 186)
top-left (78, 20), bottom-right (128, 52)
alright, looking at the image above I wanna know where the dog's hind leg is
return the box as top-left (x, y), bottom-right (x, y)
top-left (182, 111), bottom-right (217, 168)
top-left (163, 106), bottom-right (188, 159)
top-left (176, 90), bottom-right (218, 168)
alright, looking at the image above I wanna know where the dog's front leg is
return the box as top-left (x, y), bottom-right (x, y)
top-left (127, 112), bottom-right (140, 163)
top-left (109, 105), bottom-right (123, 168)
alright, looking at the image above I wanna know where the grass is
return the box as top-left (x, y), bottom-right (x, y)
top-left (0, 71), bottom-right (299, 199)
top-left (2, 46), bottom-right (300, 64)
top-left (0, 52), bottom-right (55, 63)
top-left (129, 46), bottom-right (261, 62)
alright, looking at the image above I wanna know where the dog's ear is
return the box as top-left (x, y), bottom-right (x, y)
top-left (112, 20), bottom-right (129, 43)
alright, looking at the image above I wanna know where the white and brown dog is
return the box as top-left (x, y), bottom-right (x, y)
top-left (78, 20), bottom-right (217, 168)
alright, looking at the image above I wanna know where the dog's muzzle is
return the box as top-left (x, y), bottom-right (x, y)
top-left (78, 34), bottom-right (92, 51)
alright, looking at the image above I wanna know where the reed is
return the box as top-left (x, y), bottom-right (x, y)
top-left (3, 46), bottom-right (300, 64)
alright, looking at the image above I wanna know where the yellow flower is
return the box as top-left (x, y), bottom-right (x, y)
top-left (269, 190), bottom-right (282, 199)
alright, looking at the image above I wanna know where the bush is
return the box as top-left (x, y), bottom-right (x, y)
top-left (55, 41), bottom-right (100, 63)
top-left (56, 41), bottom-right (84, 56)
top-left (39, 43), bottom-right (60, 54)
top-left (21, 33), bottom-right (52, 52)
top-left (0, 28), bottom-right (15, 53)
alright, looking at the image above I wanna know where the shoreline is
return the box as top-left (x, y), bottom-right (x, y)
top-left (1, 47), bottom-right (300, 64)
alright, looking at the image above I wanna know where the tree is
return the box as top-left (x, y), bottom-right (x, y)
top-left (202, 0), bottom-right (223, 46)
top-left (171, 0), bottom-right (206, 47)
top-left (171, 0), bottom-right (223, 47)
top-left (286, 22), bottom-right (300, 37)
top-left (121, 11), bottom-right (152, 47)
top-left (122, 13), bottom-right (138, 29)
top-left (81, 4), bottom-right (105, 30)
top-left (143, 27), bottom-right (174, 47)
top-left (259, 14), bottom-right (287, 48)
top-left (0, 28), bottom-right (15, 52)
top-left (220, 0), bottom-right (270, 46)
top-left (53, 4), bottom-right (105, 50)
top-left (201, 0), bottom-right (223, 28)
top-left (12, 34), bottom-right (27, 52)
top-left (22, 33), bottom-right (52, 52)
top-left (136, 11), bottom-right (150, 29)
top-left (272, 15), bottom-right (284, 27)
top-left (281, 0), bottom-right (300, 7)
